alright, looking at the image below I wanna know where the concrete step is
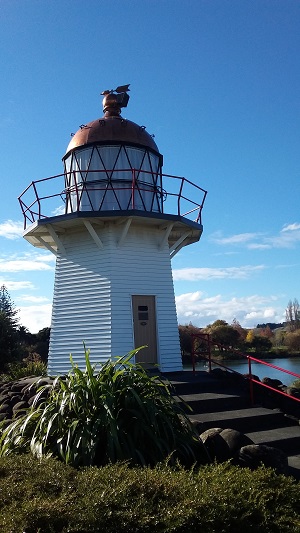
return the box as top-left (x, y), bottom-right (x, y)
top-left (168, 371), bottom-right (300, 479)
top-left (246, 426), bottom-right (300, 456)
top-left (179, 392), bottom-right (250, 414)
top-left (169, 371), bottom-right (247, 396)
top-left (188, 406), bottom-right (298, 433)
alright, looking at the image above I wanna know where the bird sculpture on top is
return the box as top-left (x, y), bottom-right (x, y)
top-left (101, 84), bottom-right (130, 116)
top-left (101, 84), bottom-right (130, 95)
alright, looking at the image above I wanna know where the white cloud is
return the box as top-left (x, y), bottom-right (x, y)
top-left (282, 223), bottom-right (300, 232)
top-left (211, 223), bottom-right (300, 250)
top-left (0, 281), bottom-right (35, 290)
top-left (18, 304), bottom-right (52, 333)
top-left (173, 265), bottom-right (265, 281)
top-left (211, 232), bottom-right (261, 245)
top-left (52, 205), bottom-right (65, 216)
top-left (0, 220), bottom-right (24, 240)
top-left (17, 295), bottom-right (50, 303)
top-left (0, 252), bottom-right (55, 273)
top-left (265, 224), bottom-right (300, 249)
top-left (175, 292), bottom-right (284, 328)
top-left (247, 243), bottom-right (271, 250)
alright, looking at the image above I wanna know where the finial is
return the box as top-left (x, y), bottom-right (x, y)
top-left (101, 84), bottom-right (130, 117)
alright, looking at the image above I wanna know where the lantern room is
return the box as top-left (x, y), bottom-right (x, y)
top-left (63, 85), bottom-right (163, 214)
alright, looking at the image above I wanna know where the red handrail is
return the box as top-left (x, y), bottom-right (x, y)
top-left (18, 169), bottom-right (207, 230)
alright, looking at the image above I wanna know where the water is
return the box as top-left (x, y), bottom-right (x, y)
top-left (186, 357), bottom-right (300, 387)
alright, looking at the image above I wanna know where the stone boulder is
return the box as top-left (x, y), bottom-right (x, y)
top-left (199, 427), bottom-right (253, 462)
top-left (0, 376), bottom-right (54, 424)
top-left (237, 444), bottom-right (289, 475)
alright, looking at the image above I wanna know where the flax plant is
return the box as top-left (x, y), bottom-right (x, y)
top-left (0, 347), bottom-right (208, 468)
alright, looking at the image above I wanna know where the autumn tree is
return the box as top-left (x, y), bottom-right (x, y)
top-left (259, 325), bottom-right (274, 339)
top-left (286, 299), bottom-right (300, 332)
top-left (285, 330), bottom-right (300, 352)
top-left (246, 329), bottom-right (255, 344)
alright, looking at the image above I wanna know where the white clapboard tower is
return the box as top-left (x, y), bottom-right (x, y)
top-left (20, 86), bottom-right (206, 374)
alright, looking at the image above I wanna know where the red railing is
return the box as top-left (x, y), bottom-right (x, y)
top-left (18, 169), bottom-right (207, 230)
top-left (191, 334), bottom-right (300, 405)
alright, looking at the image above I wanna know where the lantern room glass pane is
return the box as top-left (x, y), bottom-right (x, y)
top-left (64, 145), bottom-right (163, 213)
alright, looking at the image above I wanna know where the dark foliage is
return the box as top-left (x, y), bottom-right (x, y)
top-left (0, 455), bottom-right (300, 532)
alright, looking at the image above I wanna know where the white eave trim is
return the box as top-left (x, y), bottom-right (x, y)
top-left (117, 218), bottom-right (132, 247)
top-left (169, 230), bottom-right (191, 259)
top-left (159, 222), bottom-right (174, 250)
top-left (45, 224), bottom-right (66, 254)
top-left (35, 236), bottom-right (58, 256)
top-left (83, 220), bottom-right (104, 249)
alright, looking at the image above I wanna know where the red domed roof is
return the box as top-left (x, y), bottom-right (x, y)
top-left (65, 115), bottom-right (159, 157)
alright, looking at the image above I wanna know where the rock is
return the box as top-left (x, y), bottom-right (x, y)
top-left (237, 444), bottom-right (289, 475)
top-left (12, 401), bottom-right (28, 414)
top-left (0, 403), bottom-right (11, 415)
top-left (243, 373), bottom-right (260, 382)
top-left (10, 383), bottom-right (26, 393)
top-left (210, 368), bottom-right (228, 379)
top-left (199, 428), bottom-right (228, 461)
top-left (219, 428), bottom-right (253, 456)
top-left (200, 428), bottom-right (254, 462)
top-left (0, 395), bottom-right (10, 404)
top-left (262, 377), bottom-right (283, 389)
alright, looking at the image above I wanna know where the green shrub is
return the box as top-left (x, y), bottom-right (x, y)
top-left (290, 379), bottom-right (300, 390)
top-left (0, 347), bottom-right (207, 467)
top-left (0, 455), bottom-right (299, 532)
top-left (0, 353), bottom-right (47, 381)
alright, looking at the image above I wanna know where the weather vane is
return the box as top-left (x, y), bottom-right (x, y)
top-left (101, 84), bottom-right (130, 116)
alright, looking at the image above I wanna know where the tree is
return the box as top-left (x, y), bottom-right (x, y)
top-left (0, 285), bottom-right (20, 370)
top-left (250, 335), bottom-right (272, 353)
top-left (203, 320), bottom-right (241, 351)
top-left (0, 285), bottom-right (19, 328)
top-left (31, 327), bottom-right (50, 363)
top-left (259, 325), bottom-right (273, 339)
top-left (231, 318), bottom-right (247, 340)
top-left (285, 330), bottom-right (300, 352)
top-left (246, 329), bottom-right (255, 344)
top-left (178, 324), bottom-right (202, 358)
top-left (285, 299), bottom-right (300, 332)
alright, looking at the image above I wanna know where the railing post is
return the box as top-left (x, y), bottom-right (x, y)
top-left (191, 335), bottom-right (196, 375)
top-left (178, 178), bottom-right (184, 216)
top-left (208, 335), bottom-right (212, 373)
top-left (74, 171), bottom-right (80, 212)
top-left (248, 356), bottom-right (254, 406)
top-left (132, 169), bottom-right (136, 209)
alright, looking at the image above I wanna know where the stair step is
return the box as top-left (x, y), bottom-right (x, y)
top-left (189, 407), bottom-right (297, 433)
top-left (167, 372), bottom-right (300, 479)
top-left (246, 427), bottom-right (300, 455)
top-left (178, 392), bottom-right (249, 414)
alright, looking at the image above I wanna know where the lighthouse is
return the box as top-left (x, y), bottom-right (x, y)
top-left (19, 86), bottom-right (207, 374)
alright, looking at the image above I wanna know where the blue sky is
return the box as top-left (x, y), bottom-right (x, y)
top-left (0, 0), bottom-right (299, 333)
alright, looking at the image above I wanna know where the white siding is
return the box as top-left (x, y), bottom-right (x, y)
top-left (48, 220), bottom-right (182, 374)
